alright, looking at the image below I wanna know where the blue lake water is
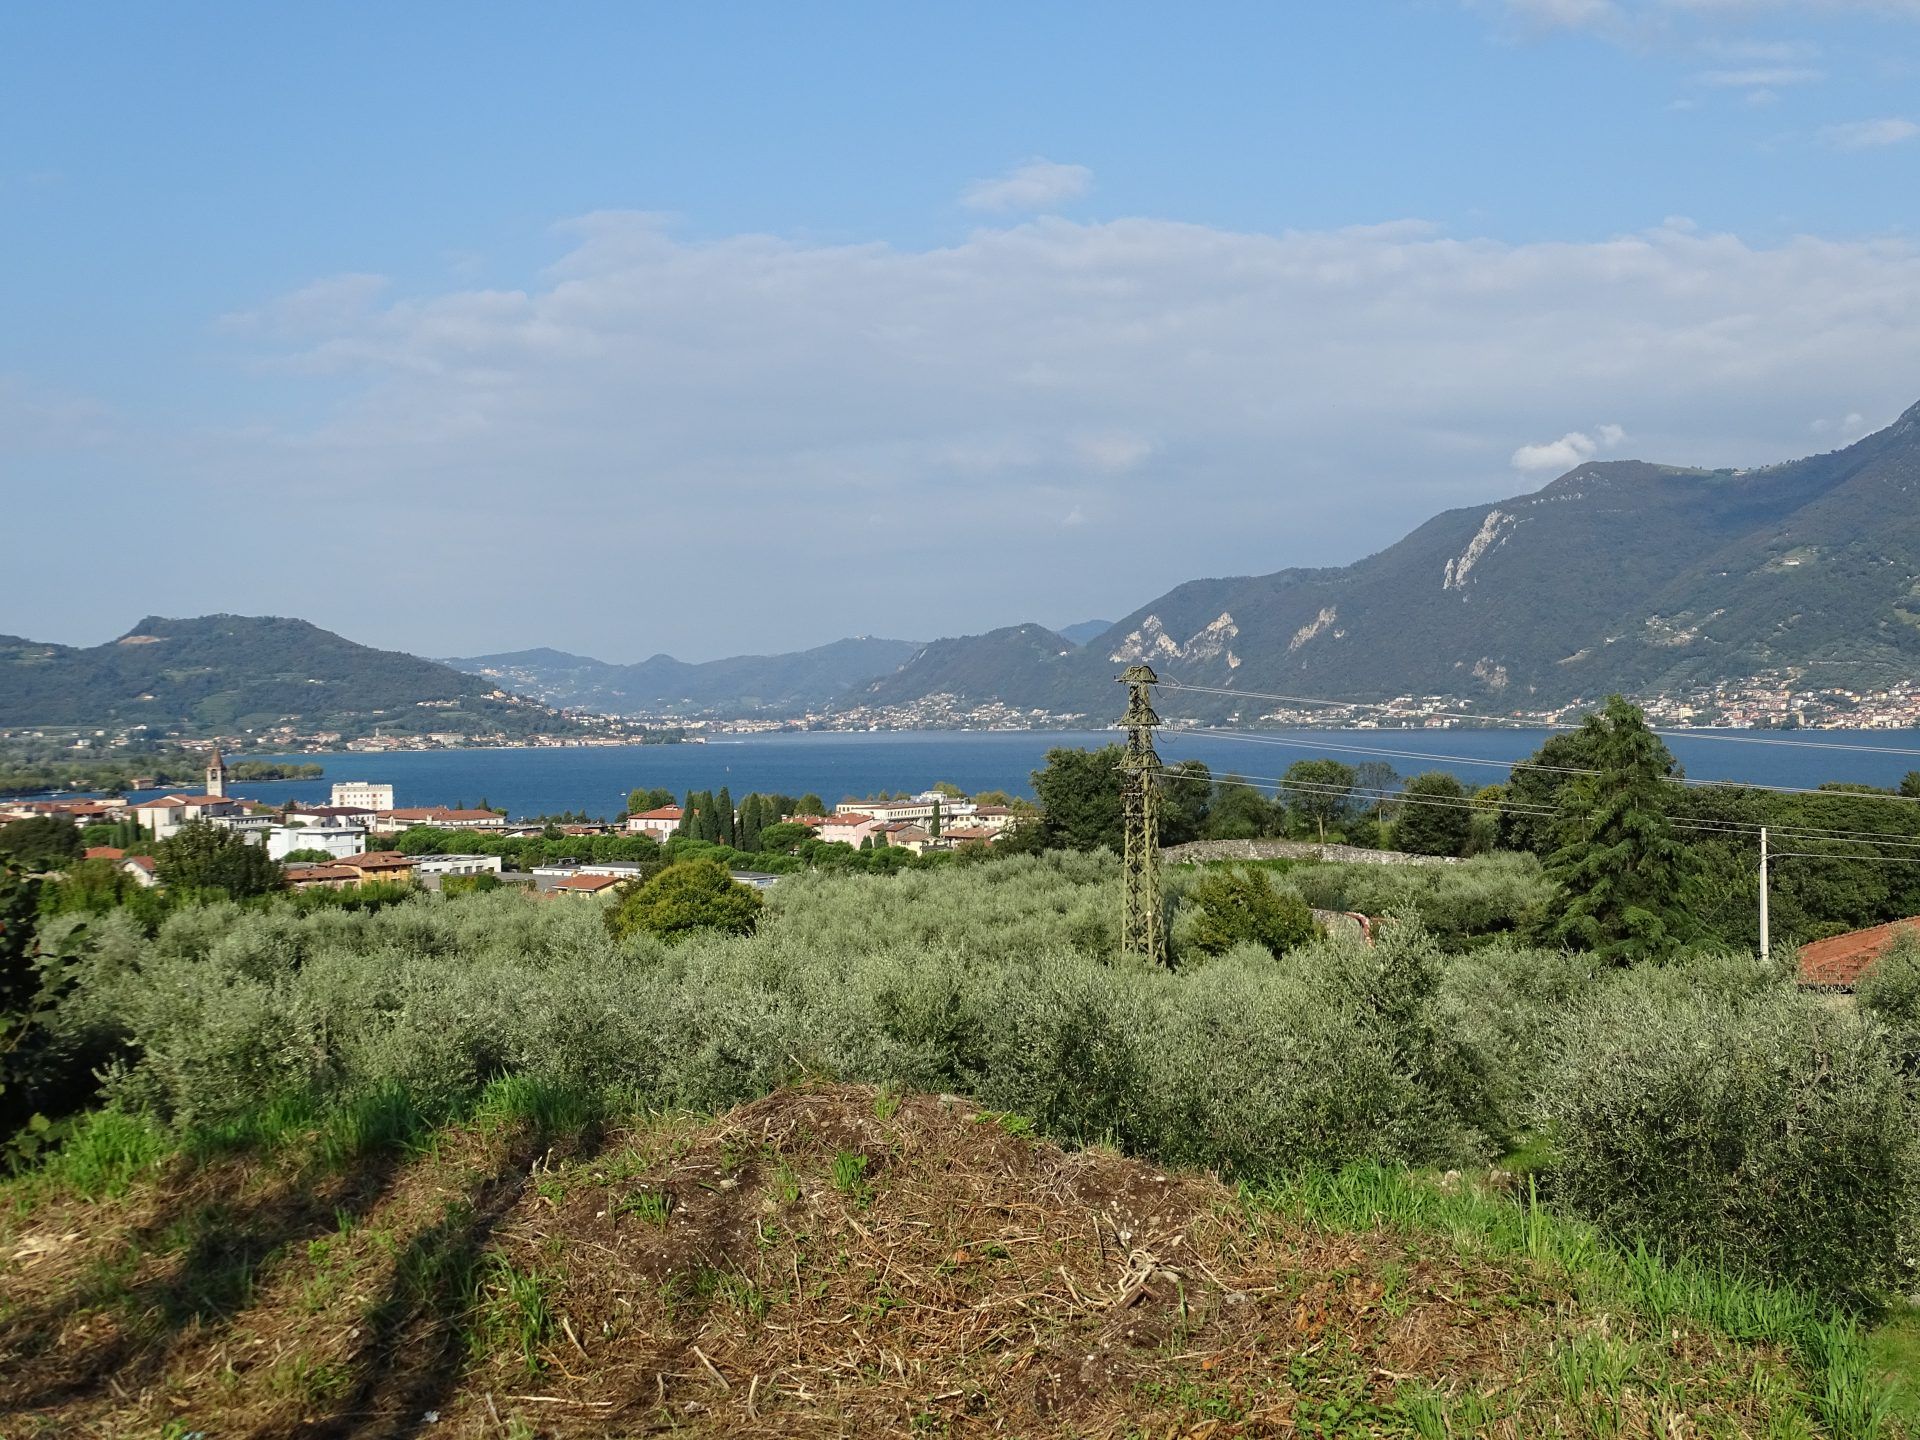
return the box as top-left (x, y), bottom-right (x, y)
top-left (113, 727), bottom-right (1920, 821)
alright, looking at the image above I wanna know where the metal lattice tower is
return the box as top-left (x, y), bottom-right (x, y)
top-left (1119, 664), bottom-right (1167, 966)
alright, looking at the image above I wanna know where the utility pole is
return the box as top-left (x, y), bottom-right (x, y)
top-left (1759, 825), bottom-right (1770, 963)
top-left (1119, 664), bottom-right (1167, 966)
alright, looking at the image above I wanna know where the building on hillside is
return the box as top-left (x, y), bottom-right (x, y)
top-left (937, 826), bottom-right (1001, 848)
top-left (834, 797), bottom-right (941, 824)
top-left (287, 803), bottom-right (379, 828)
top-left (266, 823), bottom-right (368, 862)
top-left (624, 805), bottom-right (684, 840)
top-left (811, 812), bottom-right (883, 847)
top-left (332, 851), bottom-right (418, 884)
top-left (413, 854), bottom-right (505, 888)
top-left (532, 861), bottom-right (648, 893)
top-left (331, 781), bottom-right (395, 811)
top-left (282, 863), bottom-right (363, 891)
top-left (968, 805), bottom-right (1019, 834)
top-left (131, 792), bottom-right (247, 841)
top-left (118, 854), bottom-right (159, 888)
top-left (1798, 918), bottom-right (1920, 991)
top-left (5, 796), bottom-right (131, 823)
top-left (209, 810), bottom-right (276, 844)
top-left (375, 806), bottom-right (509, 831)
top-left (876, 822), bottom-right (934, 855)
top-left (551, 873), bottom-right (625, 898)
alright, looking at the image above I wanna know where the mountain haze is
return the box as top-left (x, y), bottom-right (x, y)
top-left (855, 400), bottom-right (1920, 719)
top-left (443, 636), bottom-right (923, 716)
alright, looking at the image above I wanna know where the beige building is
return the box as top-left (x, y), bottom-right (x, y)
top-left (330, 780), bottom-right (395, 811)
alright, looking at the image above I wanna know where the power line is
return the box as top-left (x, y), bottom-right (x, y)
top-left (1169, 729), bottom-right (1920, 834)
top-left (1157, 766), bottom-right (1920, 856)
top-left (1160, 710), bottom-right (1920, 813)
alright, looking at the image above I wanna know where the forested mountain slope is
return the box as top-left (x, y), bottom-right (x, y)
top-left (852, 399), bottom-right (1920, 717)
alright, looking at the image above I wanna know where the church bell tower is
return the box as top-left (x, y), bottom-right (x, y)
top-left (206, 744), bottom-right (228, 799)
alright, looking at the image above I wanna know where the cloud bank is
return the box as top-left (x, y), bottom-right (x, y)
top-left (23, 212), bottom-right (1920, 657)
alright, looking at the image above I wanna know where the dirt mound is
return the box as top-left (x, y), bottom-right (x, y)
top-left (1, 1084), bottom-right (1812, 1437)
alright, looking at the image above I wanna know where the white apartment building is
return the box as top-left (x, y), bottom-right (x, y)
top-left (266, 823), bottom-right (368, 862)
top-left (331, 781), bottom-right (395, 811)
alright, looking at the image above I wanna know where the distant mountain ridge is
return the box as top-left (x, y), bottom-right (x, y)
top-left (442, 635), bottom-right (923, 716)
top-left (852, 399), bottom-right (1920, 719)
top-left (0, 615), bottom-right (568, 738)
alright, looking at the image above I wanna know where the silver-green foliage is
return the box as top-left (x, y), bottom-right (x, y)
top-left (1287, 852), bottom-right (1551, 946)
top-left (1540, 974), bottom-right (1920, 1301)
top-left (44, 851), bottom-right (1918, 1299)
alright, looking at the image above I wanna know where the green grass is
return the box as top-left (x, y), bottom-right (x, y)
top-left (11, 1106), bottom-right (168, 1201)
top-left (1865, 1305), bottom-right (1920, 1428)
top-left (469, 1255), bottom-right (555, 1376)
top-left (830, 1149), bottom-right (871, 1205)
top-left (1256, 1164), bottom-right (1901, 1439)
top-left (615, 1188), bottom-right (674, 1227)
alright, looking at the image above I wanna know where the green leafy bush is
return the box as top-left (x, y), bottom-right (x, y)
top-left (1541, 977), bottom-right (1920, 1301)
top-left (605, 860), bottom-right (762, 943)
top-left (1174, 867), bottom-right (1315, 961)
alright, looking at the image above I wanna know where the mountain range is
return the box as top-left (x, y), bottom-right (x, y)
top-left (12, 403), bottom-right (1919, 736)
top-left (440, 636), bottom-right (925, 716)
top-left (847, 398), bottom-right (1920, 720)
top-left (0, 615), bottom-right (572, 739)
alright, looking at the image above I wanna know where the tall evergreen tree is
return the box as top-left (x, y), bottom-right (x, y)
top-left (1544, 696), bottom-right (1699, 965)
top-left (682, 791), bottom-right (702, 841)
top-left (715, 787), bottom-right (735, 848)
top-left (1395, 772), bottom-right (1472, 856)
top-left (797, 794), bottom-right (826, 819)
top-left (739, 794), bottom-right (765, 852)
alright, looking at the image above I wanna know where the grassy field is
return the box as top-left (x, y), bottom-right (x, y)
top-left (2, 1082), bottom-right (1909, 1438)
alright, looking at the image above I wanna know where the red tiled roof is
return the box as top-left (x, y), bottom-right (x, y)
top-left (342, 851), bottom-right (415, 871)
top-left (554, 873), bottom-right (622, 892)
top-left (819, 813), bottom-right (874, 826)
top-left (122, 855), bottom-right (157, 873)
top-left (84, 846), bottom-right (126, 860)
top-left (632, 806), bottom-right (684, 820)
top-left (1798, 918), bottom-right (1920, 989)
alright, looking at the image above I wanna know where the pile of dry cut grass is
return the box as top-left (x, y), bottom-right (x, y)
top-left (1, 1083), bottom-right (1841, 1438)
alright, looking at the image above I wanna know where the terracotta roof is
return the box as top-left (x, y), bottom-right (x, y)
top-left (631, 806), bottom-right (684, 821)
top-left (1798, 918), bottom-right (1920, 989)
top-left (136, 793), bottom-right (234, 810)
top-left (554, 873), bottom-right (623, 892)
top-left (342, 851), bottom-right (415, 871)
top-left (820, 813), bottom-right (874, 826)
top-left (286, 864), bottom-right (359, 883)
top-left (941, 827), bottom-right (997, 842)
top-left (83, 846), bottom-right (125, 860)
top-left (122, 855), bottom-right (157, 873)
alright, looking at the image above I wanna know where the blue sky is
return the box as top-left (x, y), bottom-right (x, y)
top-left (5, 1), bottom-right (1920, 660)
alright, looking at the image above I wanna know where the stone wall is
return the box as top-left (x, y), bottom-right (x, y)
top-left (1160, 838), bottom-right (1461, 867)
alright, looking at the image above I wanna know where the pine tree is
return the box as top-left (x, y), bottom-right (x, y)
top-left (1545, 696), bottom-right (1700, 965)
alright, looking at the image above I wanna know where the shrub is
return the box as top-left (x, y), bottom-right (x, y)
top-left (606, 860), bottom-right (763, 943)
top-left (1859, 929), bottom-right (1920, 1081)
top-left (1175, 867), bottom-right (1315, 962)
top-left (1541, 978), bottom-right (1919, 1301)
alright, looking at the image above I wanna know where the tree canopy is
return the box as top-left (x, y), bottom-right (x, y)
top-left (1543, 696), bottom-right (1699, 965)
top-left (1395, 772), bottom-right (1472, 856)
top-left (605, 859), bottom-right (763, 943)
top-left (0, 816), bottom-right (84, 871)
top-left (155, 822), bottom-right (284, 899)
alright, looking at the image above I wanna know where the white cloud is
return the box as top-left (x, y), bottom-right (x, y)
top-left (44, 211), bottom-right (1920, 657)
top-left (1696, 64), bottom-right (1826, 84)
top-left (1820, 116), bottom-right (1920, 148)
top-left (1511, 424), bottom-right (1629, 472)
top-left (960, 159), bottom-right (1093, 214)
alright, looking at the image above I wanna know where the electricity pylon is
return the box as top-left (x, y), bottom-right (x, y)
top-left (1119, 664), bottom-right (1167, 966)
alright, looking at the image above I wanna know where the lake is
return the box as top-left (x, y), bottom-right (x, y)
top-left (132, 726), bottom-right (1920, 820)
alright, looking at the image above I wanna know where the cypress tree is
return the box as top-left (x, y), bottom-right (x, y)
top-left (1545, 696), bottom-right (1699, 965)
top-left (716, 787), bottom-right (735, 848)
top-left (739, 794), bottom-right (765, 852)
